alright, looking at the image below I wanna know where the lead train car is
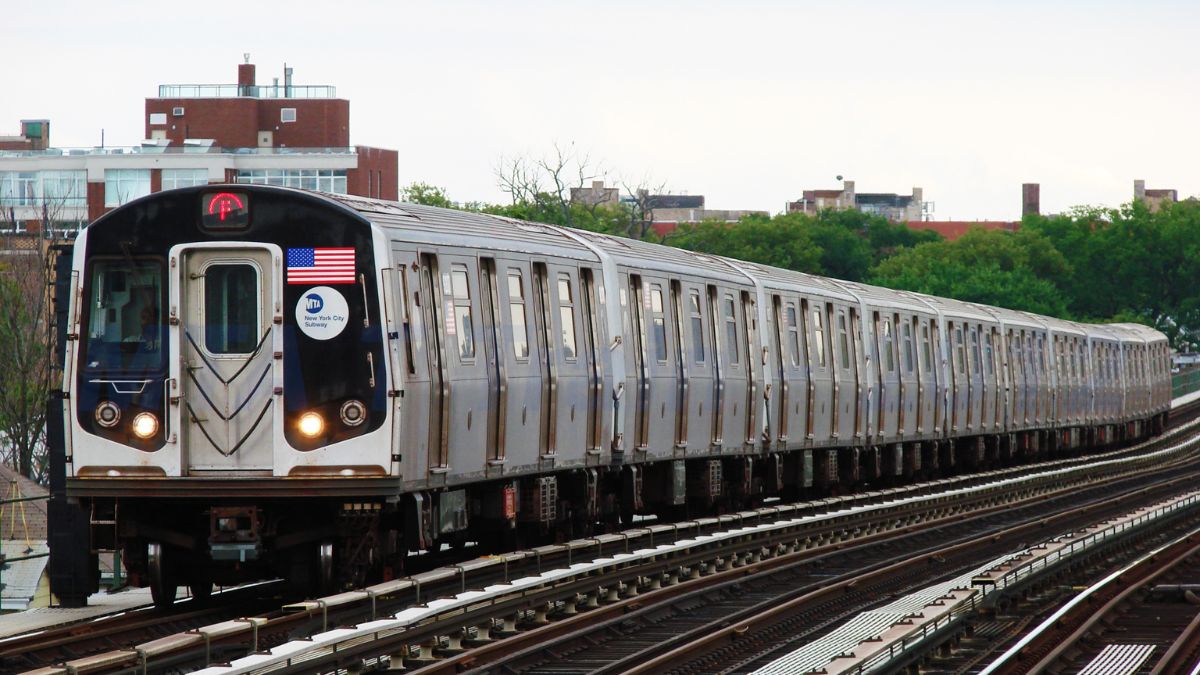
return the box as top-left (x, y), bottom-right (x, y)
top-left (52, 185), bottom-right (1171, 606)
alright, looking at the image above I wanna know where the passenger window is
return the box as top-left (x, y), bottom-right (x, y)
top-left (902, 322), bottom-right (914, 374)
top-left (651, 285), bottom-right (667, 363)
top-left (689, 290), bottom-right (704, 364)
top-left (507, 272), bottom-right (529, 359)
top-left (558, 274), bottom-right (577, 360)
top-left (812, 309), bottom-right (826, 368)
top-left (724, 296), bottom-right (739, 365)
top-left (838, 313), bottom-right (850, 370)
top-left (985, 331), bottom-right (995, 376)
top-left (206, 263), bottom-right (259, 355)
top-left (970, 327), bottom-right (981, 375)
top-left (448, 265), bottom-right (475, 360)
top-left (921, 323), bottom-right (931, 373)
top-left (882, 318), bottom-right (895, 372)
top-left (786, 305), bottom-right (801, 368)
top-left (954, 326), bottom-right (965, 374)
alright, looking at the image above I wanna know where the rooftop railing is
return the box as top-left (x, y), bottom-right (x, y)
top-left (157, 84), bottom-right (337, 99)
top-left (0, 146), bottom-right (357, 159)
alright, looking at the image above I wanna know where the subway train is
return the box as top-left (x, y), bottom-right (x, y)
top-left (47, 185), bottom-right (1172, 607)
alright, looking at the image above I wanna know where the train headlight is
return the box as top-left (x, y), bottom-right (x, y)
top-left (131, 412), bottom-right (159, 439)
top-left (340, 400), bottom-right (367, 427)
top-left (298, 412), bottom-right (325, 438)
top-left (95, 401), bottom-right (121, 428)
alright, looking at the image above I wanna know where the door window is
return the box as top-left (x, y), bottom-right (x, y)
top-left (507, 272), bottom-right (530, 359)
top-left (204, 263), bottom-right (259, 354)
top-left (689, 290), bottom-right (705, 364)
top-left (558, 274), bottom-right (578, 360)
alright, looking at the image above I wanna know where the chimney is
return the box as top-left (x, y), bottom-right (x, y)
top-left (1133, 179), bottom-right (1146, 201)
top-left (1022, 183), bottom-right (1040, 217)
top-left (238, 56), bottom-right (256, 96)
top-left (842, 179), bottom-right (855, 208)
top-left (911, 187), bottom-right (924, 221)
top-left (592, 180), bottom-right (604, 190)
top-left (284, 64), bottom-right (294, 98)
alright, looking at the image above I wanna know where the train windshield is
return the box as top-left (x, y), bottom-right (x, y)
top-left (84, 260), bottom-right (165, 372)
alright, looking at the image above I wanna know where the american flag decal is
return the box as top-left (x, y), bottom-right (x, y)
top-left (286, 247), bottom-right (356, 285)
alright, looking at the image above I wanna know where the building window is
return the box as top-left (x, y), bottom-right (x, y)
top-left (105, 169), bottom-right (151, 207)
top-left (149, 112), bottom-right (167, 125)
top-left (162, 169), bottom-right (209, 190)
top-left (0, 172), bottom-right (38, 207)
top-left (235, 169), bottom-right (347, 194)
top-left (281, 108), bottom-right (297, 123)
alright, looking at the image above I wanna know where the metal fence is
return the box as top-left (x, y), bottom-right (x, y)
top-left (1173, 367), bottom-right (1200, 398)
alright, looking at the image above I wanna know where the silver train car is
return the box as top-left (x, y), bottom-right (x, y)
top-left (47, 185), bottom-right (1172, 606)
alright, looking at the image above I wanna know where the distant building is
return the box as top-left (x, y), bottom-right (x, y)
top-left (569, 180), bottom-right (620, 207)
top-left (787, 180), bottom-right (928, 222)
top-left (1134, 179), bottom-right (1176, 212)
top-left (0, 56), bottom-right (397, 235)
top-left (570, 182), bottom-right (766, 236)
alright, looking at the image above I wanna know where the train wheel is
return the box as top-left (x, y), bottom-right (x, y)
top-left (147, 542), bottom-right (177, 608)
top-left (189, 578), bottom-right (213, 603)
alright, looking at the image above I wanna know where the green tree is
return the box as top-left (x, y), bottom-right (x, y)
top-left (668, 214), bottom-right (824, 273)
top-left (868, 228), bottom-right (1071, 317)
top-left (400, 182), bottom-right (454, 208)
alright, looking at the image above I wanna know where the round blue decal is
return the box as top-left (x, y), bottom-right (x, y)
top-left (304, 293), bottom-right (324, 314)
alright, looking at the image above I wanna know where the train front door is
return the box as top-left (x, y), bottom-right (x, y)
top-left (176, 246), bottom-right (278, 472)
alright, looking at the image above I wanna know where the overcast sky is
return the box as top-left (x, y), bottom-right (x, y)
top-left (6, 0), bottom-right (1197, 220)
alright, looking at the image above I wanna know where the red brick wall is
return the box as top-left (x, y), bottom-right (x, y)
top-left (258, 99), bottom-right (349, 148)
top-left (146, 98), bottom-right (259, 147)
top-left (347, 146), bottom-right (398, 200)
top-left (145, 98), bottom-right (349, 148)
top-left (87, 182), bottom-right (107, 221)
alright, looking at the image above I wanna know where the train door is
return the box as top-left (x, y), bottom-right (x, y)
top-left (707, 284), bottom-right (725, 447)
top-left (719, 290), bottom-right (748, 450)
top-left (580, 269), bottom-right (604, 456)
top-left (773, 296), bottom-right (808, 445)
top-left (434, 254), bottom-right (489, 477)
top-left (932, 319), bottom-right (946, 436)
top-left (899, 316), bottom-right (916, 437)
top-left (741, 290), bottom-right (759, 447)
top-left (382, 251), bottom-right (430, 479)
top-left (805, 299), bottom-right (831, 442)
top-left (546, 265), bottom-right (590, 460)
top-left (832, 305), bottom-right (858, 441)
top-left (636, 276), bottom-right (677, 457)
top-left (491, 260), bottom-right (542, 469)
top-left (949, 322), bottom-right (965, 432)
top-left (916, 318), bottom-right (934, 435)
top-left (178, 246), bottom-right (276, 472)
top-left (682, 284), bottom-right (712, 451)
top-left (967, 325), bottom-right (981, 432)
top-left (982, 326), bottom-right (998, 430)
top-left (876, 312), bottom-right (899, 440)
top-left (784, 299), bottom-right (810, 443)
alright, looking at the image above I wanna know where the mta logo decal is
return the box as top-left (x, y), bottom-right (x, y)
top-left (305, 293), bottom-right (324, 314)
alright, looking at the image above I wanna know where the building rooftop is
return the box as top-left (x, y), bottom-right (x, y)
top-left (856, 193), bottom-right (915, 207)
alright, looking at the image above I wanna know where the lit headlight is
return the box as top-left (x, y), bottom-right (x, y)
top-left (95, 401), bottom-right (121, 428)
top-left (340, 400), bottom-right (367, 427)
top-left (298, 412), bottom-right (325, 437)
top-left (131, 412), bottom-right (159, 439)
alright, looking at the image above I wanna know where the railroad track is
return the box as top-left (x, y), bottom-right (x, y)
top-left (416, 451), bottom-right (1200, 675)
top-left (17, 404), bottom-right (1200, 674)
top-left (979, 528), bottom-right (1200, 674)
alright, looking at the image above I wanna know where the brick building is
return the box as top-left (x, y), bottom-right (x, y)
top-left (1134, 179), bottom-right (1176, 213)
top-left (0, 57), bottom-right (397, 234)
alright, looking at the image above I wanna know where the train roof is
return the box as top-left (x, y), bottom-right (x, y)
top-left (832, 280), bottom-right (938, 315)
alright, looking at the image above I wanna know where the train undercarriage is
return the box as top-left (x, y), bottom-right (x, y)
top-left (66, 414), bottom-right (1168, 608)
